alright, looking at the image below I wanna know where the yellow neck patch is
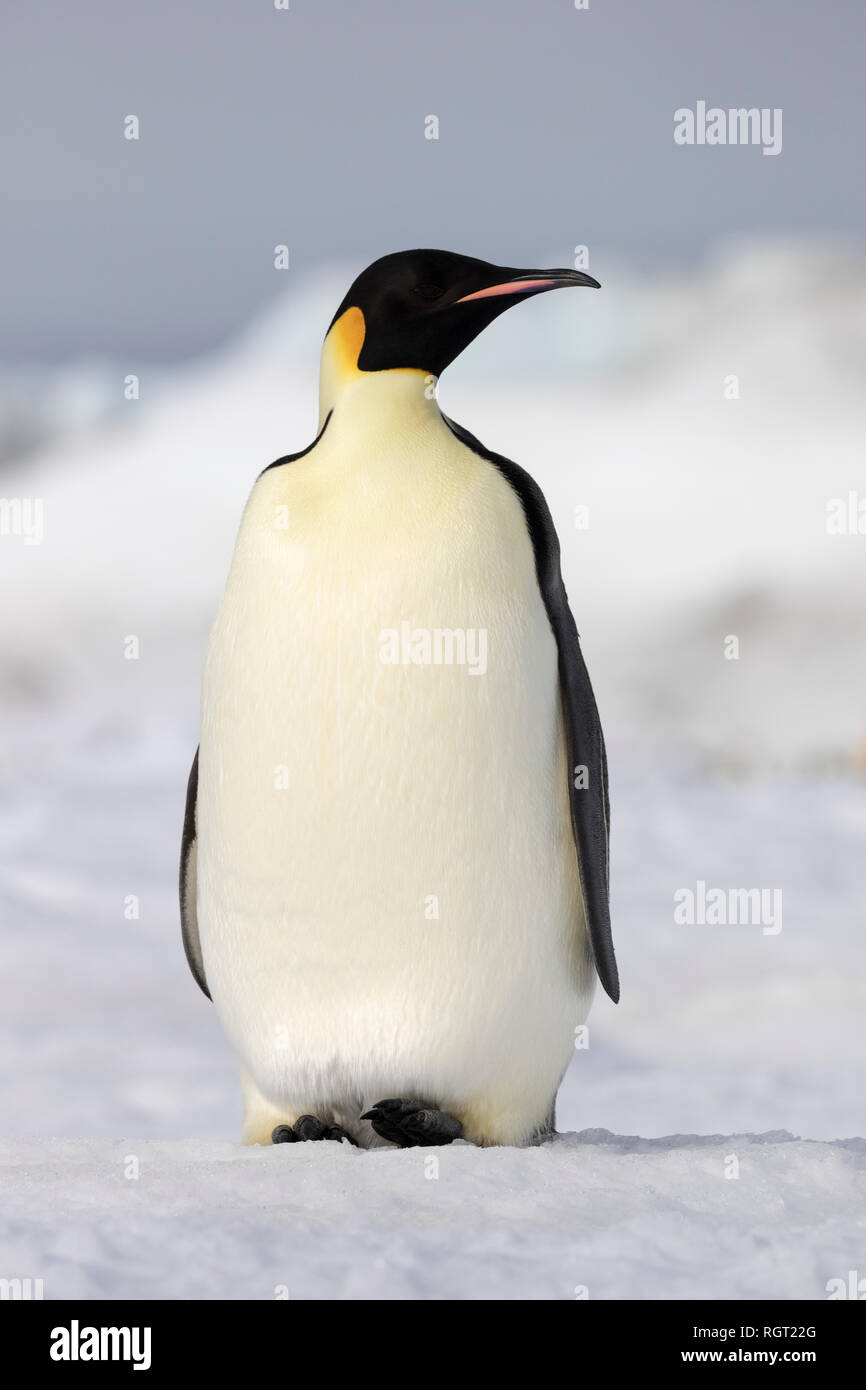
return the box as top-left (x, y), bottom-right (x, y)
top-left (317, 306), bottom-right (430, 428)
top-left (329, 305), bottom-right (367, 376)
top-left (317, 307), bottom-right (366, 427)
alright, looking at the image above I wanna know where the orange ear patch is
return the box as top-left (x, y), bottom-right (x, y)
top-left (329, 306), bottom-right (366, 377)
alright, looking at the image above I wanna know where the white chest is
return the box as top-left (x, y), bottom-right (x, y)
top-left (196, 381), bottom-right (590, 1122)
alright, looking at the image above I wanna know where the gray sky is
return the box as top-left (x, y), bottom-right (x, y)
top-left (3, 0), bottom-right (863, 363)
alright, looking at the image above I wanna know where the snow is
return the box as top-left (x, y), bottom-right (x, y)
top-left (1, 730), bottom-right (863, 1298)
top-left (1, 237), bottom-right (864, 1299)
top-left (2, 1132), bottom-right (864, 1300)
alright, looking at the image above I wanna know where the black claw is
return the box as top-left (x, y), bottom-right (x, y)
top-left (364, 1098), bottom-right (463, 1148)
top-left (272, 1117), bottom-right (358, 1145)
top-left (324, 1124), bottom-right (359, 1146)
top-left (294, 1114), bottom-right (326, 1142)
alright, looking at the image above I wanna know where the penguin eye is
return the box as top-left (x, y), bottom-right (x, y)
top-left (413, 283), bottom-right (445, 302)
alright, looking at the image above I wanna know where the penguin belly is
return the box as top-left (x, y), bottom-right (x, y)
top-left (197, 394), bottom-right (594, 1146)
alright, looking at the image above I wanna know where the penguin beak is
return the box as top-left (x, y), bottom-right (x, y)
top-left (455, 268), bottom-right (600, 303)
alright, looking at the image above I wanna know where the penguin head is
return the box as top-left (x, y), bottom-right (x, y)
top-left (324, 248), bottom-right (600, 381)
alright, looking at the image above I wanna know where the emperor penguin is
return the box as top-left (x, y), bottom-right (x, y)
top-left (180, 249), bottom-right (618, 1150)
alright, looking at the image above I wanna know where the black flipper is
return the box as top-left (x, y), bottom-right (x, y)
top-left (444, 415), bottom-right (619, 1003)
top-left (179, 746), bottom-right (211, 999)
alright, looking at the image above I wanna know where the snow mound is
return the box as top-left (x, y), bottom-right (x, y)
top-left (2, 1131), bottom-right (863, 1300)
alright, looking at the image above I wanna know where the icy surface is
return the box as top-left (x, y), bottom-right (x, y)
top-left (2, 1132), bottom-right (865, 1300)
top-left (1, 736), bottom-right (863, 1299)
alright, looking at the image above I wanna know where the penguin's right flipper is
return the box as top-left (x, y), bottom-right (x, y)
top-left (179, 746), bottom-right (211, 999)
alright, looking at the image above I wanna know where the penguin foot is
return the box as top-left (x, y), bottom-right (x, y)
top-left (271, 1116), bottom-right (357, 1145)
top-left (361, 1098), bottom-right (463, 1148)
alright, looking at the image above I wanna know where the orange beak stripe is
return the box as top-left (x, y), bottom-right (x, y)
top-left (455, 278), bottom-right (559, 303)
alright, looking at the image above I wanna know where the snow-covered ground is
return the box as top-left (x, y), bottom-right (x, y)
top-left (3, 1132), bottom-right (864, 1300)
top-left (1, 238), bottom-right (864, 1299)
top-left (1, 711), bottom-right (863, 1297)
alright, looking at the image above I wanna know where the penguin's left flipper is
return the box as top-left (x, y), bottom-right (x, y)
top-left (179, 746), bottom-right (211, 999)
top-left (444, 416), bottom-right (619, 1005)
top-left (362, 1099), bottom-right (463, 1147)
